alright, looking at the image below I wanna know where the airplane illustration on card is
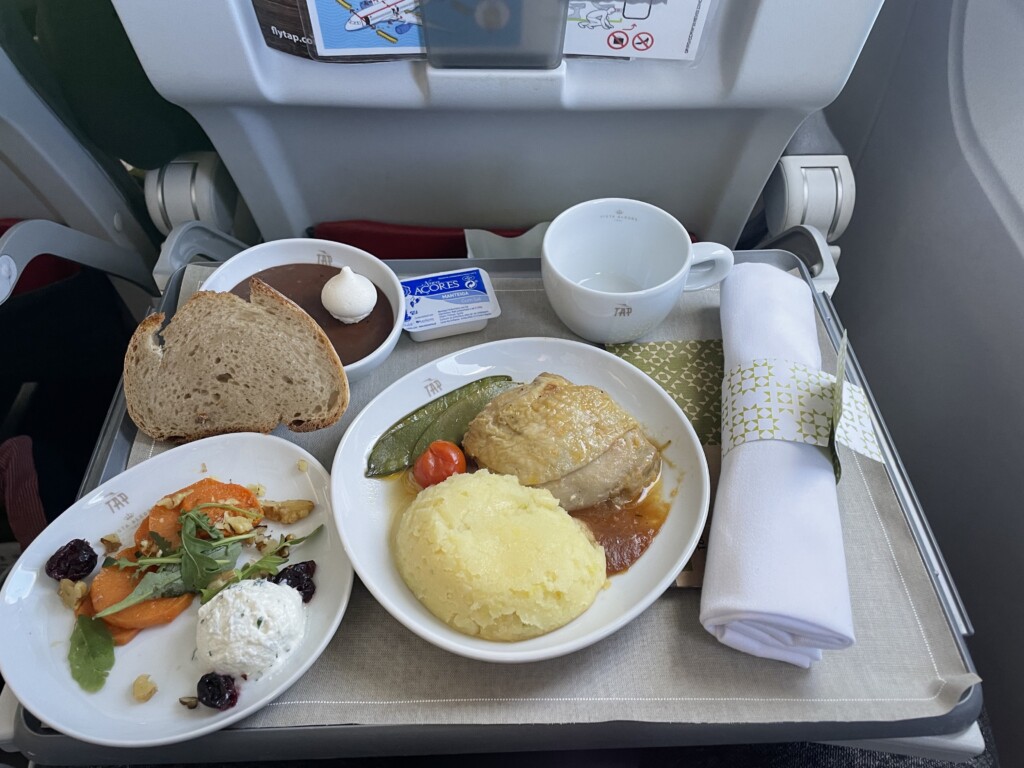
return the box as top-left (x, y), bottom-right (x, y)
top-left (337, 0), bottom-right (422, 37)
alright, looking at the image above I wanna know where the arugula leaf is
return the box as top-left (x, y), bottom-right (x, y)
top-left (148, 531), bottom-right (174, 554)
top-left (93, 568), bottom-right (187, 618)
top-left (180, 517), bottom-right (236, 592)
top-left (183, 508), bottom-right (222, 540)
top-left (199, 554), bottom-right (285, 603)
top-left (103, 552), bottom-right (181, 570)
top-left (178, 511), bottom-right (260, 592)
top-left (190, 501), bottom-right (262, 522)
top-left (68, 616), bottom-right (114, 692)
top-left (282, 525), bottom-right (322, 551)
top-left (198, 525), bottom-right (323, 603)
top-left (101, 504), bottom-right (255, 574)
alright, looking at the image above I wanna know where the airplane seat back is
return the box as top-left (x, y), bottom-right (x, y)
top-left (0, 2), bottom-right (158, 258)
top-left (32, 0), bottom-right (214, 174)
top-left (110, 0), bottom-right (885, 249)
top-left (0, 0), bottom-right (222, 254)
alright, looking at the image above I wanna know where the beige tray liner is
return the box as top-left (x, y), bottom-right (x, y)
top-left (127, 266), bottom-right (978, 728)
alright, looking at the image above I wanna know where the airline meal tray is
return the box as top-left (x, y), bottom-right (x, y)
top-left (10, 249), bottom-right (981, 764)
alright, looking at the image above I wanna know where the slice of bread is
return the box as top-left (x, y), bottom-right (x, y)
top-left (124, 277), bottom-right (349, 443)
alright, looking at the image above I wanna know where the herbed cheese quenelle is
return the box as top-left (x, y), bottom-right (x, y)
top-left (196, 579), bottom-right (307, 681)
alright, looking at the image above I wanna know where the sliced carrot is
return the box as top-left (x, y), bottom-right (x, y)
top-left (110, 626), bottom-right (142, 646)
top-left (89, 562), bottom-right (195, 630)
top-left (100, 594), bottom-right (194, 630)
top-left (146, 503), bottom-right (182, 548)
top-left (133, 516), bottom-right (151, 548)
top-left (180, 477), bottom-right (262, 527)
top-left (145, 477), bottom-right (262, 548)
top-left (75, 592), bottom-right (141, 646)
top-left (89, 556), bottom-right (141, 613)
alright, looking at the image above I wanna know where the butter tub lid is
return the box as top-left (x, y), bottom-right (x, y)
top-left (401, 267), bottom-right (501, 336)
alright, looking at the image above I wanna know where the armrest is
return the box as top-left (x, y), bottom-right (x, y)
top-left (0, 220), bottom-right (158, 305)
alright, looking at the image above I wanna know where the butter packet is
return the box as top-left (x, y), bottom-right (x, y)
top-left (401, 267), bottom-right (501, 342)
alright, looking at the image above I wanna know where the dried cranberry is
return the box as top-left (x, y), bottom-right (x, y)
top-left (270, 560), bottom-right (317, 603)
top-left (44, 539), bottom-right (98, 581)
top-left (196, 672), bottom-right (239, 711)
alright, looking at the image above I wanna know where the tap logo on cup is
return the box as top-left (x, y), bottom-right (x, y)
top-left (541, 198), bottom-right (734, 344)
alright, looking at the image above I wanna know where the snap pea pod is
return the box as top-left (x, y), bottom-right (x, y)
top-left (365, 375), bottom-right (514, 477)
top-left (409, 378), bottom-right (521, 460)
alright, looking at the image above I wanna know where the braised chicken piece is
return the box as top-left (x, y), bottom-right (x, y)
top-left (462, 373), bottom-right (660, 511)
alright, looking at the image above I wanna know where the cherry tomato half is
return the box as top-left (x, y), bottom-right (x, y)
top-left (413, 440), bottom-right (467, 488)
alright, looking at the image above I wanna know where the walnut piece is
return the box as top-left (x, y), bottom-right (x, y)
top-left (205, 570), bottom-right (237, 594)
top-left (261, 499), bottom-right (314, 525)
top-left (137, 537), bottom-right (161, 557)
top-left (58, 579), bottom-right (88, 611)
top-left (132, 675), bottom-right (158, 702)
top-left (99, 533), bottom-right (122, 553)
top-left (223, 515), bottom-right (254, 534)
top-left (155, 490), bottom-right (190, 509)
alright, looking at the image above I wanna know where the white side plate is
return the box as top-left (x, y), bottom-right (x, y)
top-left (0, 433), bottom-right (353, 747)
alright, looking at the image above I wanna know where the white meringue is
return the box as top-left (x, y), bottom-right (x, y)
top-left (321, 265), bottom-right (378, 324)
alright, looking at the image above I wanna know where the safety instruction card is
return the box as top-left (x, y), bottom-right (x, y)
top-left (303, 0), bottom-right (714, 62)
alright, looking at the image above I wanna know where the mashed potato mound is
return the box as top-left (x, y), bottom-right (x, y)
top-left (394, 470), bottom-right (607, 641)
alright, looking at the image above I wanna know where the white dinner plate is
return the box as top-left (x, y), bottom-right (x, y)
top-left (331, 337), bottom-right (710, 663)
top-left (0, 433), bottom-right (353, 747)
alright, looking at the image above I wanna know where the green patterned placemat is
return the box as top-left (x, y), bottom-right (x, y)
top-left (606, 339), bottom-right (724, 446)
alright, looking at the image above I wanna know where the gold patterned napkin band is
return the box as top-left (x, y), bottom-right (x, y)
top-left (721, 337), bottom-right (883, 475)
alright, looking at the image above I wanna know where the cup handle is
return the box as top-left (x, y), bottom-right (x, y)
top-left (684, 242), bottom-right (734, 291)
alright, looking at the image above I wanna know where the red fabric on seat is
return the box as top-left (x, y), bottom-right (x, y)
top-left (312, 220), bottom-right (527, 261)
top-left (0, 436), bottom-right (47, 549)
top-left (0, 218), bottom-right (81, 295)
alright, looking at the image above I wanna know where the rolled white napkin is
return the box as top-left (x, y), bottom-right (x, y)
top-left (698, 262), bottom-right (855, 667)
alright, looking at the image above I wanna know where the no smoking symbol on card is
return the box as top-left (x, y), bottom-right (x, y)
top-left (632, 31), bottom-right (654, 51)
top-left (607, 30), bottom-right (628, 50)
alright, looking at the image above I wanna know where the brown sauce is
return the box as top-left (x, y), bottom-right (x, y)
top-left (570, 479), bottom-right (669, 575)
top-left (231, 263), bottom-right (394, 366)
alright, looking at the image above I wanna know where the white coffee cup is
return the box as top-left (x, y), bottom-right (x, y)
top-left (541, 198), bottom-right (734, 344)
